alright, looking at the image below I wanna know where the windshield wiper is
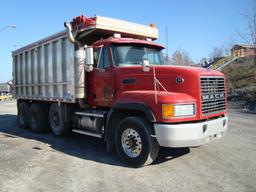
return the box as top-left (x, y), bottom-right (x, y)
top-left (127, 61), bottom-right (142, 65)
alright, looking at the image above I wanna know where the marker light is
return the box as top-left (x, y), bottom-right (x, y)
top-left (150, 24), bottom-right (155, 28)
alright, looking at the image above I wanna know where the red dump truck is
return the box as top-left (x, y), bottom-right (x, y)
top-left (13, 15), bottom-right (228, 167)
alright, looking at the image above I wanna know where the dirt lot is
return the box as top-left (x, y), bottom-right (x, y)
top-left (0, 101), bottom-right (256, 192)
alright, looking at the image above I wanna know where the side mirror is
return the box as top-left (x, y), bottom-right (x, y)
top-left (85, 47), bottom-right (94, 72)
top-left (142, 59), bottom-right (150, 72)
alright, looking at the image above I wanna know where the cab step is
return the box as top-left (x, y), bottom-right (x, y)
top-left (75, 110), bottom-right (106, 118)
top-left (72, 129), bottom-right (102, 138)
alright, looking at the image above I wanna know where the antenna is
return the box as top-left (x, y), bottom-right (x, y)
top-left (152, 65), bottom-right (169, 104)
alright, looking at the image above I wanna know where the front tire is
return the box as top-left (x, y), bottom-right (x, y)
top-left (115, 116), bottom-right (159, 167)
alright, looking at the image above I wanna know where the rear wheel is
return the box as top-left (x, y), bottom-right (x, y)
top-left (115, 116), bottom-right (159, 167)
top-left (29, 103), bottom-right (47, 133)
top-left (49, 103), bottom-right (70, 136)
top-left (17, 102), bottom-right (30, 129)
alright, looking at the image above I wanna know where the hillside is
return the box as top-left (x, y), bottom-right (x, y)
top-left (222, 56), bottom-right (256, 111)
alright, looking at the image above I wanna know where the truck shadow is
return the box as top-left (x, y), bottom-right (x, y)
top-left (0, 114), bottom-right (190, 167)
top-left (153, 147), bottom-right (190, 165)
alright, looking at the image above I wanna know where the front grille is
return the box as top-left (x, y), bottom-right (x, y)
top-left (200, 76), bottom-right (226, 115)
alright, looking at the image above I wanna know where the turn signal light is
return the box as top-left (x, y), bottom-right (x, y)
top-left (162, 104), bottom-right (174, 119)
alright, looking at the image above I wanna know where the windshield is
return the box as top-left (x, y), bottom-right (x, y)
top-left (112, 45), bottom-right (165, 66)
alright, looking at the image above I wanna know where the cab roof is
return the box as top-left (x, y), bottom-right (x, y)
top-left (92, 37), bottom-right (165, 49)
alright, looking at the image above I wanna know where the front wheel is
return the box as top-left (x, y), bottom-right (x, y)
top-left (115, 116), bottom-right (159, 167)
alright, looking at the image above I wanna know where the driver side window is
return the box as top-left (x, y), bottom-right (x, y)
top-left (98, 48), bottom-right (110, 69)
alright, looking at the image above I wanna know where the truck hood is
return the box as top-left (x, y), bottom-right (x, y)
top-left (114, 65), bottom-right (226, 122)
top-left (115, 65), bottom-right (224, 98)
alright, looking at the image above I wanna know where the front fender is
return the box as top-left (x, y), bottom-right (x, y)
top-left (116, 90), bottom-right (197, 122)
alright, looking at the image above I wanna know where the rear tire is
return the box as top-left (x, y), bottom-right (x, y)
top-left (49, 103), bottom-right (70, 136)
top-left (17, 102), bottom-right (30, 129)
top-left (115, 116), bottom-right (159, 167)
top-left (29, 103), bottom-right (47, 133)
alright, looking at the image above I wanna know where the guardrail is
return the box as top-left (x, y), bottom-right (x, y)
top-left (207, 56), bottom-right (239, 71)
top-left (210, 56), bottom-right (231, 70)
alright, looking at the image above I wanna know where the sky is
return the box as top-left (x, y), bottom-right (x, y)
top-left (0, 0), bottom-right (252, 82)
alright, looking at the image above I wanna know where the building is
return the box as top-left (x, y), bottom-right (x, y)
top-left (0, 80), bottom-right (13, 101)
top-left (0, 83), bottom-right (8, 93)
top-left (231, 44), bottom-right (256, 58)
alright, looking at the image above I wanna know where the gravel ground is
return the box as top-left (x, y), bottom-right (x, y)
top-left (0, 101), bottom-right (256, 192)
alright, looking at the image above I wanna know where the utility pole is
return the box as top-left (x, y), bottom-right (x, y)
top-left (165, 25), bottom-right (169, 57)
top-left (253, 0), bottom-right (256, 45)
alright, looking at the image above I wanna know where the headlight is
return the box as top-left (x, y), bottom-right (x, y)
top-left (162, 104), bottom-right (195, 119)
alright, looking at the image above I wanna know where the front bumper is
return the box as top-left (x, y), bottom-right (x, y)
top-left (154, 116), bottom-right (228, 147)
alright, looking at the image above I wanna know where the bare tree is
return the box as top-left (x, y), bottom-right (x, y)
top-left (209, 46), bottom-right (225, 62)
top-left (199, 57), bottom-right (209, 66)
top-left (237, 0), bottom-right (256, 67)
top-left (238, 0), bottom-right (256, 45)
top-left (171, 49), bottom-right (194, 66)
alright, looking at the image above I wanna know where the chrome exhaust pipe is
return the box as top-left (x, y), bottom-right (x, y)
top-left (64, 22), bottom-right (76, 43)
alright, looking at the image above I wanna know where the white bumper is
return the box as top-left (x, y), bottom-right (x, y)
top-left (154, 116), bottom-right (228, 147)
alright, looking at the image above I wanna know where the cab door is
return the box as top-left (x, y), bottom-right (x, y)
top-left (88, 47), bottom-right (114, 107)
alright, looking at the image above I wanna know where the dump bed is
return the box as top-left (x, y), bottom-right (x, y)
top-left (12, 15), bottom-right (159, 103)
top-left (13, 32), bottom-right (78, 102)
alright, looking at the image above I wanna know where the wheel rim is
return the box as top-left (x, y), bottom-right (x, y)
top-left (19, 107), bottom-right (25, 125)
top-left (50, 108), bottom-right (60, 130)
top-left (121, 128), bottom-right (142, 158)
top-left (52, 111), bottom-right (60, 126)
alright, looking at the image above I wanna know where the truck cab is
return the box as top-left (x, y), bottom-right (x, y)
top-left (84, 35), bottom-right (228, 166)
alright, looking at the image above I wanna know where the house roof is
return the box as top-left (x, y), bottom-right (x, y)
top-left (232, 44), bottom-right (256, 49)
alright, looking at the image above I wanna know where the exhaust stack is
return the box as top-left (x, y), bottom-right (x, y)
top-left (64, 22), bottom-right (76, 44)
